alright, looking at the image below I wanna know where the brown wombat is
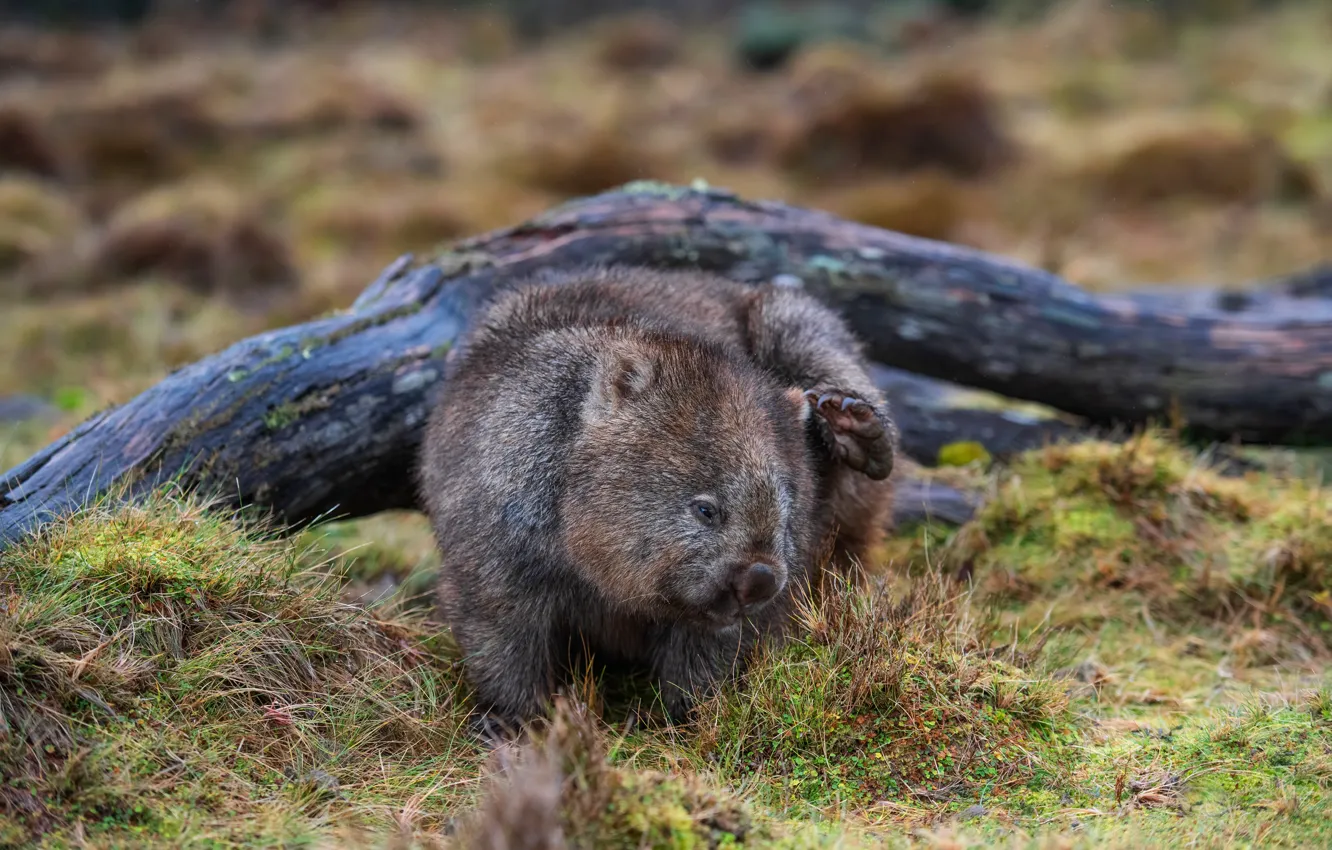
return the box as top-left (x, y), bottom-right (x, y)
top-left (416, 266), bottom-right (895, 732)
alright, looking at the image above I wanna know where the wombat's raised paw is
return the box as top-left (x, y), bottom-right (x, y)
top-left (804, 387), bottom-right (894, 481)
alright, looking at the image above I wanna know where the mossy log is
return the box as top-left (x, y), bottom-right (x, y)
top-left (3, 183), bottom-right (1330, 547)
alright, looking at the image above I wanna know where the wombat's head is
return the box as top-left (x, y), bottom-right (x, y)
top-left (562, 334), bottom-right (814, 628)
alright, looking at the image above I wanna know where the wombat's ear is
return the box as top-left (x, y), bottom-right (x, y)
top-left (784, 386), bottom-right (813, 424)
top-left (586, 342), bottom-right (659, 420)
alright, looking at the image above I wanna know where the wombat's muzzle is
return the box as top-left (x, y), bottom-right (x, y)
top-left (733, 562), bottom-right (779, 608)
top-left (706, 562), bottom-right (783, 625)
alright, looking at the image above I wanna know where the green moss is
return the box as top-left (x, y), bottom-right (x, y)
top-left (1016, 696), bottom-right (1332, 848)
top-left (325, 303), bottom-right (424, 347)
top-left (261, 385), bottom-right (340, 432)
top-left (262, 402), bottom-right (299, 430)
top-left (938, 440), bottom-right (993, 468)
top-left (0, 493), bottom-right (477, 848)
top-left (683, 574), bottom-right (1079, 816)
top-left (618, 179), bottom-right (693, 198)
top-left (921, 431), bottom-right (1332, 650)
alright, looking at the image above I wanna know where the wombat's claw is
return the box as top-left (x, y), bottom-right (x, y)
top-left (468, 711), bottom-right (516, 748)
top-left (803, 387), bottom-right (894, 481)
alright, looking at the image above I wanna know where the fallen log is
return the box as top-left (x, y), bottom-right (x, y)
top-left (2, 182), bottom-right (1329, 547)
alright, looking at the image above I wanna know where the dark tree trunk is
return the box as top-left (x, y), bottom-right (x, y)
top-left (2, 183), bottom-right (1329, 547)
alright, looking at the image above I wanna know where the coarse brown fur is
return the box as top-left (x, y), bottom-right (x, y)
top-left (416, 266), bottom-right (896, 733)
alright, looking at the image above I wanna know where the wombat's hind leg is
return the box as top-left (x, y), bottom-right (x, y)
top-left (738, 285), bottom-right (896, 481)
top-left (803, 387), bottom-right (894, 481)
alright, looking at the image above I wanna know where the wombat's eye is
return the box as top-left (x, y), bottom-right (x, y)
top-left (691, 498), bottom-right (720, 527)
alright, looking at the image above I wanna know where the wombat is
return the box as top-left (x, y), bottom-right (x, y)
top-left (416, 266), bottom-right (896, 732)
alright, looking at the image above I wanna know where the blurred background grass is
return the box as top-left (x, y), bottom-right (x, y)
top-left (0, 0), bottom-right (1329, 461)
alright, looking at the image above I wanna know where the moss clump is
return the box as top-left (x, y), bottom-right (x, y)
top-left (1033, 694), bottom-right (1332, 847)
top-left (937, 440), bottom-right (994, 469)
top-left (689, 572), bottom-right (1077, 813)
top-left (930, 430), bottom-right (1332, 658)
top-left (0, 493), bottom-right (476, 847)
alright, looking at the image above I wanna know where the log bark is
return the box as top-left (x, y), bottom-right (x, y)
top-left (2, 183), bottom-right (1330, 547)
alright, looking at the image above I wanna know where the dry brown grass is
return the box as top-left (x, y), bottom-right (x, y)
top-left (1094, 127), bottom-right (1321, 207)
top-left (0, 176), bottom-right (82, 283)
top-left (91, 179), bottom-right (297, 299)
top-left (592, 11), bottom-right (683, 73)
top-left (50, 82), bottom-right (225, 193)
top-left (0, 27), bottom-right (112, 80)
top-left (494, 107), bottom-right (666, 198)
top-left (779, 67), bottom-right (1016, 183)
top-left (231, 64), bottom-right (422, 141)
top-left (453, 696), bottom-right (758, 850)
top-left (298, 183), bottom-right (473, 258)
top-left (0, 103), bottom-right (66, 179)
top-left (814, 171), bottom-right (972, 241)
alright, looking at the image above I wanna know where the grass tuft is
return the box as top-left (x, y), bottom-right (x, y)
top-left (0, 492), bottom-right (477, 847)
top-left (928, 430), bottom-right (1332, 661)
top-left (779, 68), bottom-right (1015, 183)
top-left (815, 171), bottom-right (970, 241)
top-left (454, 695), bottom-right (852, 850)
top-left (0, 104), bottom-right (66, 180)
top-left (688, 569), bottom-right (1077, 814)
top-left (1094, 128), bottom-right (1320, 207)
top-left (91, 178), bottom-right (298, 298)
top-left (0, 176), bottom-right (82, 284)
top-left (592, 12), bottom-right (683, 73)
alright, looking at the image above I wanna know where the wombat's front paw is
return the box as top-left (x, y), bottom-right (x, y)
top-left (804, 387), bottom-right (894, 480)
top-left (659, 689), bottom-right (696, 726)
top-left (467, 710), bottom-right (521, 748)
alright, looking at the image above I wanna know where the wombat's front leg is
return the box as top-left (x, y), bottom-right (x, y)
top-left (456, 615), bottom-right (560, 737)
top-left (740, 285), bottom-right (897, 481)
top-left (649, 625), bottom-right (744, 723)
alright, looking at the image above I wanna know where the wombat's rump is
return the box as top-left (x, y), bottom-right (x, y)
top-left (416, 266), bottom-right (895, 731)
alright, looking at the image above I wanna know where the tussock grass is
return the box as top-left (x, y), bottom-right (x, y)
top-left (777, 67), bottom-right (1015, 183)
top-left (0, 492), bottom-right (478, 847)
top-left (1092, 127), bottom-right (1320, 207)
top-left (687, 570), bottom-right (1077, 816)
top-left (919, 430), bottom-right (1332, 662)
top-left (92, 178), bottom-right (298, 299)
top-left (455, 697), bottom-right (767, 850)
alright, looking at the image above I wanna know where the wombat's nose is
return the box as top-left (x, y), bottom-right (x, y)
top-left (731, 562), bottom-right (778, 608)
